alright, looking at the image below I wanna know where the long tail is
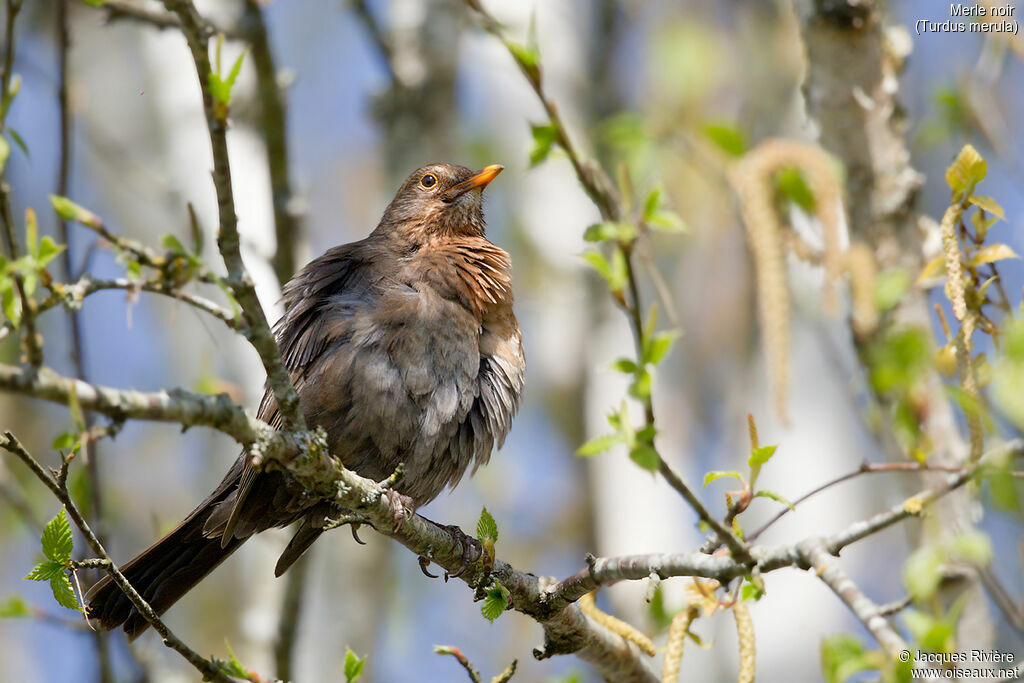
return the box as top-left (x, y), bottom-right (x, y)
top-left (85, 485), bottom-right (246, 640)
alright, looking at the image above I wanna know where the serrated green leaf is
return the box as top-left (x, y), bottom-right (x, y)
top-left (748, 445), bottom-right (777, 468)
top-left (480, 582), bottom-right (510, 623)
top-left (968, 195), bottom-right (1004, 220)
top-left (703, 470), bottom-right (743, 487)
top-left (476, 507), bottom-right (498, 543)
top-left (628, 444), bottom-right (659, 472)
top-left (576, 433), bottom-right (625, 456)
top-left (945, 143), bottom-right (986, 199)
top-left (25, 560), bottom-right (64, 582)
top-left (0, 596), bottom-right (30, 618)
top-left (703, 122), bottom-right (746, 157)
top-left (344, 647), bottom-right (366, 681)
top-left (41, 509), bottom-right (73, 563)
top-left (753, 489), bottom-right (795, 511)
top-left (49, 574), bottom-right (81, 612)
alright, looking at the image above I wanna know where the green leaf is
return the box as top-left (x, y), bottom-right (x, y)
top-left (948, 531), bottom-right (992, 565)
top-left (741, 583), bottom-right (764, 601)
top-left (529, 123), bottom-right (558, 167)
top-left (25, 560), bottom-right (65, 582)
top-left (903, 609), bottom-right (954, 653)
top-left (68, 386), bottom-right (85, 432)
top-left (820, 634), bottom-right (873, 683)
top-left (945, 143), bottom-right (986, 199)
top-left (161, 233), bottom-right (188, 256)
top-left (476, 507), bottom-right (498, 543)
top-left (611, 358), bottom-right (637, 374)
top-left (703, 470), bottom-right (743, 487)
top-left (7, 128), bottom-right (28, 157)
top-left (874, 268), bottom-right (910, 312)
top-left (753, 489), bottom-right (795, 511)
top-left (581, 248), bottom-right (627, 292)
top-left (576, 433), bottom-right (625, 456)
top-left (703, 122), bottom-right (746, 157)
top-left (903, 545), bottom-right (944, 601)
top-left (36, 236), bottom-right (65, 268)
top-left (49, 195), bottom-right (102, 228)
top-left (642, 188), bottom-right (662, 221)
top-left (968, 195), bottom-right (1005, 220)
top-left (221, 640), bottom-right (248, 678)
top-left (0, 596), bottom-right (30, 618)
top-left (49, 574), bottom-right (80, 612)
top-left (2, 284), bottom-right (21, 327)
top-left (748, 445), bottom-right (777, 469)
top-left (41, 509), bottom-right (73, 563)
top-left (643, 330), bottom-right (678, 366)
top-left (646, 209), bottom-right (686, 232)
top-left (0, 136), bottom-right (9, 173)
top-left (583, 221), bottom-right (634, 243)
top-left (775, 167), bottom-right (815, 211)
top-left (80, 0), bottom-right (108, 7)
top-left (344, 647), bottom-right (366, 682)
top-left (968, 243), bottom-right (1018, 267)
top-left (506, 40), bottom-right (539, 72)
top-left (224, 48), bottom-right (248, 90)
top-left (628, 444), bottom-right (660, 472)
top-left (51, 432), bottom-right (77, 451)
top-left (628, 367), bottom-right (652, 399)
top-left (480, 581), bottom-right (510, 623)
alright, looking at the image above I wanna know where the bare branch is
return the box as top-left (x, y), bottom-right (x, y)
top-left (162, 0), bottom-right (305, 430)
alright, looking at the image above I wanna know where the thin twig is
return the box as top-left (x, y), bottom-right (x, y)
top-left (0, 432), bottom-right (235, 683)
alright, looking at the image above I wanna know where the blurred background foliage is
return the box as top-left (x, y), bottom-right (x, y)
top-left (0, 0), bottom-right (1022, 681)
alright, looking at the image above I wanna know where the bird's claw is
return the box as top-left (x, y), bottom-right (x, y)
top-left (350, 523), bottom-right (367, 545)
top-left (382, 488), bottom-right (414, 533)
top-left (418, 555), bottom-right (438, 578)
top-left (442, 524), bottom-right (484, 582)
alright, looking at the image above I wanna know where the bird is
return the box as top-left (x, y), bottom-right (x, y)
top-left (85, 163), bottom-right (524, 639)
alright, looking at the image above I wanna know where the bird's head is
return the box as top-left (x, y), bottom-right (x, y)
top-left (376, 163), bottom-right (503, 242)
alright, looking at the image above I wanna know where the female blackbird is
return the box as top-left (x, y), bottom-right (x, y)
top-left (86, 163), bottom-right (524, 639)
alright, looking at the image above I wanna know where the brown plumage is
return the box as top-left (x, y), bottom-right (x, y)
top-left (85, 163), bottom-right (524, 639)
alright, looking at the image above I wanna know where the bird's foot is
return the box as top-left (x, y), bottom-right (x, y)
top-left (442, 524), bottom-right (484, 582)
top-left (382, 487), bottom-right (414, 533)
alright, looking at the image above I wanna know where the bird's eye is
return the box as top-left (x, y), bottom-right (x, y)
top-left (420, 174), bottom-right (437, 189)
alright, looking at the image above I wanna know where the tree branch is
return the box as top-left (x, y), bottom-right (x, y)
top-left (161, 0), bottom-right (304, 430)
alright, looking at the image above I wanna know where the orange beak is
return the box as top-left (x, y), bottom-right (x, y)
top-left (443, 164), bottom-right (504, 200)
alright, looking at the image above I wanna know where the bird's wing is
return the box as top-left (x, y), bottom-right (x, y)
top-left (210, 240), bottom-right (384, 543)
